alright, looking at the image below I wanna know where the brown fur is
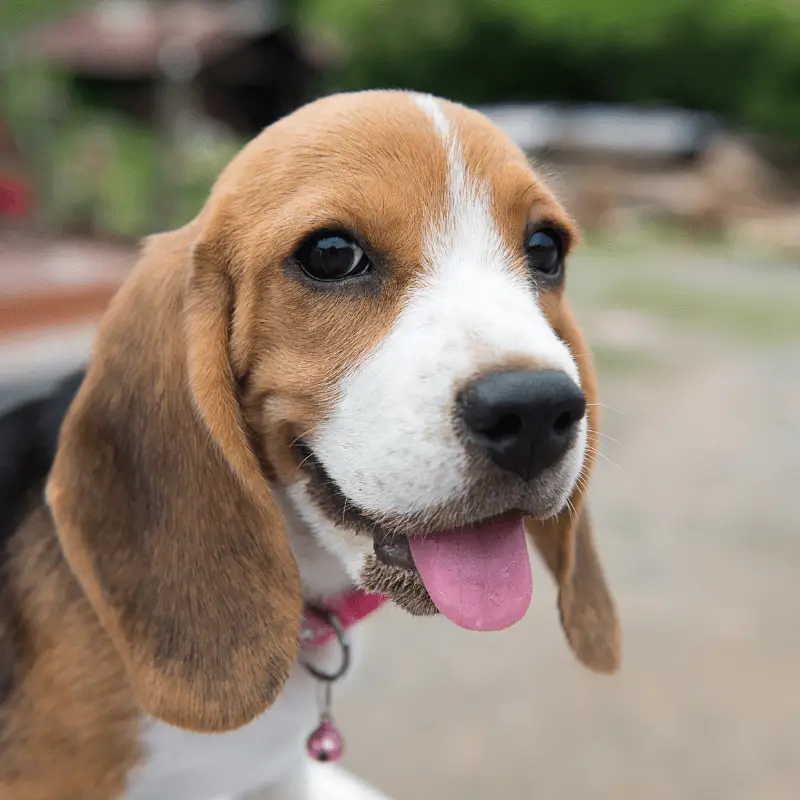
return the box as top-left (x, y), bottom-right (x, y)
top-left (47, 226), bottom-right (304, 734)
top-left (0, 91), bottom-right (619, 796)
top-left (0, 508), bottom-right (140, 799)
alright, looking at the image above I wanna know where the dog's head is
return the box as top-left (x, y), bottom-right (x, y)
top-left (47, 91), bottom-right (620, 733)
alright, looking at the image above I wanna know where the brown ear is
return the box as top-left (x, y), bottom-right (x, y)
top-left (526, 504), bottom-right (620, 673)
top-left (46, 228), bottom-right (302, 732)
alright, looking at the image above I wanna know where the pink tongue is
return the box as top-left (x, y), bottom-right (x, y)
top-left (408, 517), bottom-right (532, 631)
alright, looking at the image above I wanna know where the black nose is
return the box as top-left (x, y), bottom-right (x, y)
top-left (457, 369), bottom-right (586, 482)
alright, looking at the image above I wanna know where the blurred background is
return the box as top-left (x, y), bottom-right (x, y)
top-left (1, 0), bottom-right (798, 797)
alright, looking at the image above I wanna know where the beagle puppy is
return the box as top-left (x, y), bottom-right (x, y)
top-left (0, 91), bottom-right (620, 800)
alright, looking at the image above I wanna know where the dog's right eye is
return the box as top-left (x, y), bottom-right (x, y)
top-left (295, 231), bottom-right (372, 281)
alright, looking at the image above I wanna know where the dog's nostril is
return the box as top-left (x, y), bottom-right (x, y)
top-left (553, 410), bottom-right (574, 434)
top-left (481, 413), bottom-right (522, 442)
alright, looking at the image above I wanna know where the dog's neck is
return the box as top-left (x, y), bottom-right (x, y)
top-left (271, 483), bottom-right (363, 602)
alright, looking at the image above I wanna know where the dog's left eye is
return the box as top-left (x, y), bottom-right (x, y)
top-left (525, 229), bottom-right (563, 278)
top-left (295, 232), bottom-right (371, 281)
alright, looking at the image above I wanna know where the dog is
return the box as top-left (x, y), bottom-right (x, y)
top-left (0, 372), bottom-right (85, 547)
top-left (0, 91), bottom-right (620, 799)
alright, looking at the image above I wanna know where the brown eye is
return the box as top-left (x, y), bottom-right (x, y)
top-left (526, 229), bottom-right (563, 278)
top-left (295, 232), bottom-right (371, 281)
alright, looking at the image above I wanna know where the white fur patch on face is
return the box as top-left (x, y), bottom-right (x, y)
top-left (307, 94), bottom-right (586, 521)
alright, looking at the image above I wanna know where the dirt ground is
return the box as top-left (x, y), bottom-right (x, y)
top-left (0, 240), bottom-right (797, 799)
top-left (338, 243), bottom-right (800, 799)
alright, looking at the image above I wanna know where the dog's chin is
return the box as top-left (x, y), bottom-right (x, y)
top-left (360, 553), bottom-right (439, 616)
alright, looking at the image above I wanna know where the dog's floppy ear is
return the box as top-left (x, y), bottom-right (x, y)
top-left (526, 504), bottom-right (620, 673)
top-left (526, 296), bottom-right (621, 673)
top-left (46, 225), bottom-right (302, 733)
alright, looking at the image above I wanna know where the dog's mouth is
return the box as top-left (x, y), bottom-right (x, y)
top-left (294, 440), bottom-right (533, 632)
top-left (371, 514), bottom-right (532, 631)
top-left (372, 531), bottom-right (418, 573)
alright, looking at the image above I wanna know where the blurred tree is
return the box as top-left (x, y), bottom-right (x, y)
top-left (299, 0), bottom-right (800, 138)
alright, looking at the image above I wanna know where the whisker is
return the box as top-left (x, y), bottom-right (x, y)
top-left (586, 403), bottom-right (624, 415)
top-left (566, 497), bottom-right (577, 524)
top-left (585, 445), bottom-right (622, 471)
top-left (594, 431), bottom-right (622, 446)
top-left (586, 425), bottom-right (622, 447)
top-left (289, 425), bottom-right (319, 447)
top-left (297, 452), bottom-right (316, 470)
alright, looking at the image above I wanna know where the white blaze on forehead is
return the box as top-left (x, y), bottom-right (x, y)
top-left (412, 94), bottom-right (519, 294)
top-left (306, 94), bottom-right (584, 519)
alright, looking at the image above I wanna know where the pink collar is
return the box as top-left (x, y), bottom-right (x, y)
top-left (300, 589), bottom-right (387, 648)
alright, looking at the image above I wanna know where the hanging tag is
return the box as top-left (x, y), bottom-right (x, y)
top-left (299, 607), bottom-right (351, 764)
top-left (307, 682), bottom-right (344, 762)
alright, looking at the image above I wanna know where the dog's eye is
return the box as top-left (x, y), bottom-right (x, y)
top-left (295, 232), bottom-right (371, 281)
top-left (526, 229), bottom-right (563, 278)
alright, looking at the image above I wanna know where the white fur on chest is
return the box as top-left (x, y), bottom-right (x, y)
top-left (126, 659), bottom-right (320, 800)
top-left (127, 628), bottom-right (365, 800)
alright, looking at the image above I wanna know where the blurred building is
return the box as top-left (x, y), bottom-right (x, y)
top-left (481, 103), bottom-right (799, 245)
top-left (27, 0), bottom-right (342, 136)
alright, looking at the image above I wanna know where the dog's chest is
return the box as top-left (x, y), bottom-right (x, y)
top-left (125, 662), bottom-right (320, 800)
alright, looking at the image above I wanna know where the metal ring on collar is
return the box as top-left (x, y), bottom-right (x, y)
top-left (299, 607), bottom-right (351, 683)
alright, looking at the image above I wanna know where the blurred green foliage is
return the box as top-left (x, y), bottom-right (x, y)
top-left (45, 112), bottom-right (242, 238)
top-left (49, 116), bottom-right (161, 238)
top-left (3, 66), bottom-right (242, 238)
top-left (0, 0), bottom-right (88, 33)
top-left (300, 0), bottom-right (800, 137)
